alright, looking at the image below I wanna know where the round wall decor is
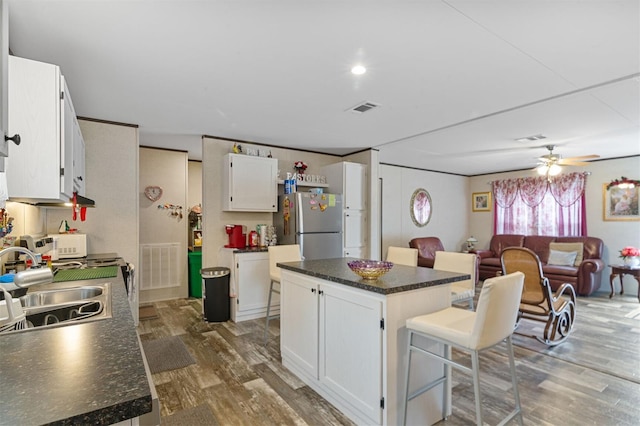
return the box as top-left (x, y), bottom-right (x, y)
top-left (144, 185), bottom-right (163, 202)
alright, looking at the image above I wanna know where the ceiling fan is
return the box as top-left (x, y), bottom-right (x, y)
top-left (535, 145), bottom-right (599, 178)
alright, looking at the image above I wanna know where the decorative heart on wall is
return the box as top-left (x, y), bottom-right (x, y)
top-left (144, 185), bottom-right (163, 202)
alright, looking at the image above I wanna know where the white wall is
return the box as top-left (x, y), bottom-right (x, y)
top-left (188, 160), bottom-right (202, 212)
top-left (201, 137), bottom-right (341, 269)
top-left (380, 165), bottom-right (469, 258)
top-left (139, 147), bottom-right (188, 302)
top-left (469, 156), bottom-right (640, 294)
top-left (45, 120), bottom-right (139, 267)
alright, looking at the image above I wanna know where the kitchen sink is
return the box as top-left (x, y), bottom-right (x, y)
top-left (20, 286), bottom-right (104, 308)
top-left (0, 283), bottom-right (112, 334)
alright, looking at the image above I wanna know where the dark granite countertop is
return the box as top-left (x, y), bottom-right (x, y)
top-left (0, 265), bottom-right (152, 425)
top-left (277, 257), bottom-right (470, 295)
top-left (231, 247), bottom-right (269, 253)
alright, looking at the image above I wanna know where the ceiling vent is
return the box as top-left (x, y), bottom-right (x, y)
top-left (348, 101), bottom-right (380, 114)
top-left (515, 134), bottom-right (547, 143)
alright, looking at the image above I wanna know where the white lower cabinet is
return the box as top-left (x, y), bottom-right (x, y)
top-left (281, 272), bottom-right (383, 425)
top-left (281, 269), bottom-right (452, 426)
top-left (218, 248), bottom-right (274, 322)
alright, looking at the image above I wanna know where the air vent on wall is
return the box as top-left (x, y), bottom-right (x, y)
top-left (515, 134), bottom-right (547, 143)
top-left (348, 101), bottom-right (380, 114)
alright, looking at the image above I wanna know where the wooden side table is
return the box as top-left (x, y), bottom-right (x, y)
top-left (609, 265), bottom-right (640, 302)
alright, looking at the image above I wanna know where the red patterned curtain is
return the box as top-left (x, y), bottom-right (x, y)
top-left (493, 172), bottom-right (586, 236)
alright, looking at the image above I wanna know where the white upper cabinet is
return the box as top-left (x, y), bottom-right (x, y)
top-left (0, 0), bottom-right (9, 164)
top-left (321, 161), bottom-right (368, 257)
top-left (343, 162), bottom-right (366, 210)
top-left (7, 56), bottom-right (86, 203)
top-left (222, 153), bottom-right (277, 212)
top-left (322, 161), bottom-right (367, 210)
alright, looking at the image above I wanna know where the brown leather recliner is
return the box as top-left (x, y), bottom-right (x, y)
top-left (409, 237), bottom-right (445, 268)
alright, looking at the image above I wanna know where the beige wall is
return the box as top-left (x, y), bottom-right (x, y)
top-left (45, 120), bottom-right (139, 266)
top-left (380, 165), bottom-right (469, 258)
top-left (188, 160), bottom-right (202, 213)
top-left (201, 136), bottom-right (341, 269)
top-left (139, 147), bottom-right (188, 302)
top-left (469, 156), bottom-right (640, 293)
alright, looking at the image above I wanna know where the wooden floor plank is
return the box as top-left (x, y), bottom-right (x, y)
top-left (140, 291), bottom-right (640, 426)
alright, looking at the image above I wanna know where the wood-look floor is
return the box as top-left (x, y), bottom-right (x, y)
top-left (137, 288), bottom-right (640, 425)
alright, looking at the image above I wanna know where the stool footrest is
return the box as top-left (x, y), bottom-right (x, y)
top-left (407, 375), bottom-right (446, 402)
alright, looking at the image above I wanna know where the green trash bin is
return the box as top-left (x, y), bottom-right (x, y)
top-left (188, 251), bottom-right (203, 297)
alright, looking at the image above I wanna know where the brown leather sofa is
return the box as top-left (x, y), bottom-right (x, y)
top-left (409, 237), bottom-right (480, 284)
top-left (473, 234), bottom-right (604, 296)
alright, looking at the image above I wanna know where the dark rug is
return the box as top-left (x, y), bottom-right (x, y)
top-left (142, 336), bottom-right (196, 374)
top-left (161, 404), bottom-right (218, 426)
top-left (139, 305), bottom-right (159, 320)
top-left (511, 295), bottom-right (640, 384)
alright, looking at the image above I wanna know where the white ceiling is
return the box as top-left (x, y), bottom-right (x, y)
top-left (7, 0), bottom-right (640, 175)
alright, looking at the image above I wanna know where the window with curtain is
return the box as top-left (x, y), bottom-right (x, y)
top-left (492, 172), bottom-right (587, 236)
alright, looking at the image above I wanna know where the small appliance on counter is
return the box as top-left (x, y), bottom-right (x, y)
top-left (225, 224), bottom-right (246, 249)
top-left (48, 233), bottom-right (87, 259)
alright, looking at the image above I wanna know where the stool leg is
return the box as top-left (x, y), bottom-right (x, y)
top-left (506, 336), bottom-right (523, 425)
top-left (401, 330), bottom-right (414, 426)
top-left (471, 350), bottom-right (483, 426)
top-left (443, 343), bottom-right (450, 420)
top-left (264, 280), bottom-right (275, 344)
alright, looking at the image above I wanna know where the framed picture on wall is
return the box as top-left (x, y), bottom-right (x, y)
top-left (603, 184), bottom-right (640, 221)
top-left (472, 192), bottom-right (491, 212)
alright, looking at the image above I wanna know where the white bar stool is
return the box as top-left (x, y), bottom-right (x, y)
top-left (386, 246), bottom-right (419, 266)
top-left (402, 272), bottom-right (525, 426)
top-left (264, 244), bottom-right (301, 344)
top-left (434, 251), bottom-right (477, 310)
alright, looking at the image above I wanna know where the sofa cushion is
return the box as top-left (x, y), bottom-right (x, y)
top-left (544, 264), bottom-right (579, 277)
top-left (556, 236), bottom-right (603, 260)
top-left (523, 236), bottom-right (556, 263)
top-left (547, 249), bottom-right (578, 266)
top-left (481, 257), bottom-right (502, 268)
top-left (489, 234), bottom-right (525, 257)
top-left (549, 242), bottom-right (584, 266)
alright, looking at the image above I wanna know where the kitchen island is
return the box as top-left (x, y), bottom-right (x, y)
top-left (278, 258), bottom-right (470, 426)
top-left (0, 265), bottom-right (155, 425)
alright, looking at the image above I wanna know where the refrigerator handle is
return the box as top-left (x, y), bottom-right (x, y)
top-left (298, 233), bottom-right (305, 260)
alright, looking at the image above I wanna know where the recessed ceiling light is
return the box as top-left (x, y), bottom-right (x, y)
top-left (351, 65), bottom-right (366, 75)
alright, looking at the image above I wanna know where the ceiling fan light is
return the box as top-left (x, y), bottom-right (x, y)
top-left (548, 164), bottom-right (562, 176)
top-left (536, 165), bottom-right (549, 175)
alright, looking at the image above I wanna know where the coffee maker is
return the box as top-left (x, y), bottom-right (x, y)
top-left (225, 225), bottom-right (246, 248)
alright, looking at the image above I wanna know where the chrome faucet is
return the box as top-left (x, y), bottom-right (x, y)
top-left (0, 246), bottom-right (54, 290)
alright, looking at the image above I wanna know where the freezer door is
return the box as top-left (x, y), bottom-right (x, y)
top-left (296, 193), bottom-right (343, 233)
top-left (298, 232), bottom-right (343, 260)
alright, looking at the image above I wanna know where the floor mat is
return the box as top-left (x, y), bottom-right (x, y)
top-left (141, 335), bottom-right (196, 374)
top-left (139, 305), bottom-right (159, 320)
top-left (161, 404), bottom-right (219, 426)
top-left (53, 266), bottom-right (118, 282)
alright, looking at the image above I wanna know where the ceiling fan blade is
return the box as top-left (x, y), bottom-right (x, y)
top-left (557, 160), bottom-right (592, 166)
top-left (561, 154), bottom-right (600, 161)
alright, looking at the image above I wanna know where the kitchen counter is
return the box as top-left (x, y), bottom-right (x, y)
top-left (231, 246), bottom-right (269, 253)
top-left (277, 257), bottom-right (470, 294)
top-left (0, 266), bottom-right (152, 425)
top-left (279, 258), bottom-right (469, 425)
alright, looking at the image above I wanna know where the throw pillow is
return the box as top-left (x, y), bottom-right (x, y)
top-left (548, 249), bottom-right (578, 266)
top-left (549, 242), bottom-right (584, 266)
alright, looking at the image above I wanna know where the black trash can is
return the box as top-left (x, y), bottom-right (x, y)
top-left (201, 267), bottom-right (231, 322)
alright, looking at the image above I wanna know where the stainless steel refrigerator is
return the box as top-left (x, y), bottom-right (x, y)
top-left (274, 191), bottom-right (343, 260)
